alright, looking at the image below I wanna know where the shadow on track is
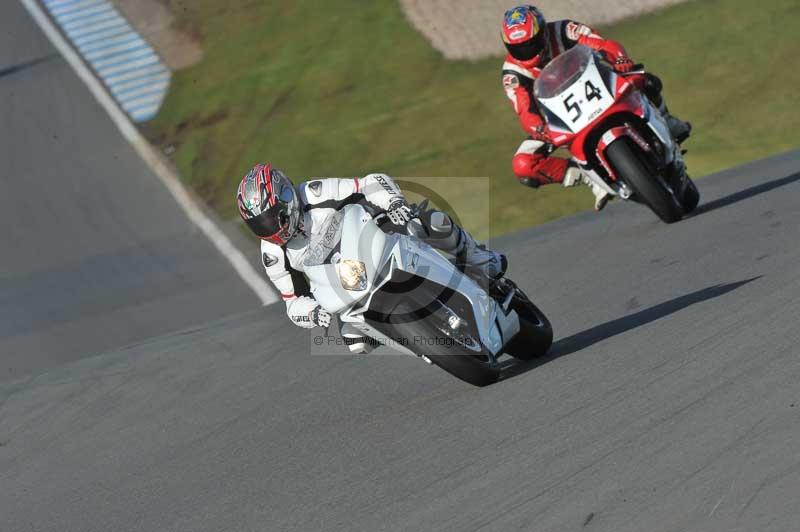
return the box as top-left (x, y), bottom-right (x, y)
top-left (695, 172), bottom-right (800, 215)
top-left (500, 277), bottom-right (760, 381)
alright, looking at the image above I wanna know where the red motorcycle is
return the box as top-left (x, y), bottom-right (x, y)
top-left (534, 45), bottom-right (699, 223)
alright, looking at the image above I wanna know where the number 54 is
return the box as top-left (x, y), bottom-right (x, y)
top-left (562, 80), bottom-right (603, 123)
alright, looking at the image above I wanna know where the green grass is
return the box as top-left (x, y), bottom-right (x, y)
top-left (147, 0), bottom-right (800, 239)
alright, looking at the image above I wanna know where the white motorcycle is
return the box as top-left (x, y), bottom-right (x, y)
top-left (303, 203), bottom-right (553, 386)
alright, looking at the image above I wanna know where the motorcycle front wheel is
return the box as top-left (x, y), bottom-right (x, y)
top-left (606, 138), bottom-right (684, 224)
top-left (681, 177), bottom-right (700, 213)
top-left (391, 305), bottom-right (500, 387)
top-left (424, 340), bottom-right (500, 387)
top-left (504, 287), bottom-right (553, 361)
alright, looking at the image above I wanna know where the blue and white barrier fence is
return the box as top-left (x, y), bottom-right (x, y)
top-left (41, 0), bottom-right (171, 122)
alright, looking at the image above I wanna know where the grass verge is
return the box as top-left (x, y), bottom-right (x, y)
top-left (147, 0), bottom-right (800, 239)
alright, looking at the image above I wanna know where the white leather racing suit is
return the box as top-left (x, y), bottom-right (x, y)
top-left (260, 173), bottom-right (407, 329)
top-left (260, 173), bottom-right (505, 351)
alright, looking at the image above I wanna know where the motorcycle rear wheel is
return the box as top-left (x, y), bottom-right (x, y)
top-left (607, 138), bottom-right (683, 224)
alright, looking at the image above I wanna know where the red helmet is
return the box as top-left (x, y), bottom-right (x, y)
top-left (236, 163), bottom-right (301, 245)
top-left (501, 5), bottom-right (548, 63)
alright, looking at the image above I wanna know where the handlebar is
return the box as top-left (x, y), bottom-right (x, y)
top-left (373, 199), bottom-right (428, 235)
top-left (596, 53), bottom-right (645, 75)
top-left (622, 63), bottom-right (646, 75)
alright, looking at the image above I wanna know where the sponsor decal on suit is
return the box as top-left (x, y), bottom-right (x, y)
top-left (374, 175), bottom-right (397, 196)
top-left (503, 73), bottom-right (520, 90)
top-left (263, 253), bottom-right (279, 268)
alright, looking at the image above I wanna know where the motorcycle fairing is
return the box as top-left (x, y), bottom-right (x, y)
top-left (305, 204), bottom-right (519, 357)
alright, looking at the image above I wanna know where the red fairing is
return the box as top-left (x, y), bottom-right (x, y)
top-left (626, 73), bottom-right (647, 92)
top-left (595, 124), bottom-right (651, 180)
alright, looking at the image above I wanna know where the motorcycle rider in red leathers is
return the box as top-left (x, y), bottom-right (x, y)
top-left (236, 164), bottom-right (507, 354)
top-left (501, 5), bottom-right (691, 210)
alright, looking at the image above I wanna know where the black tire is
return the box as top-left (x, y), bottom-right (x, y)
top-left (505, 289), bottom-right (553, 360)
top-left (681, 177), bottom-right (700, 213)
top-left (426, 350), bottom-right (500, 387)
top-left (391, 314), bottom-right (500, 387)
top-left (606, 138), bottom-right (683, 223)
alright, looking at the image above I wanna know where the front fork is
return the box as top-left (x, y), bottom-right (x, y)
top-left (578, 96), bottom-right (689, 201)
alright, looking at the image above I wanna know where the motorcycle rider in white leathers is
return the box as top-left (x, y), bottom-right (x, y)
top-left (236, 164), bottom-right (507, 354)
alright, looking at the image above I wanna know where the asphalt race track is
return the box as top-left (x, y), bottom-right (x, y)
top-left (0, 1), bottom-right (260, 380)
top-left (3, 3), bottom-right (800, 532)
top-left (3, 155), bottom-right (800, 532)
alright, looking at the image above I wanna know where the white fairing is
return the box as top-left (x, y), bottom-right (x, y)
top-left (537, 52), bottom-right (615, 134)
top-left (304, 204), bottom-right (517, 357)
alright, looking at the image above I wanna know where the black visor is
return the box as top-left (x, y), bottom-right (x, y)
top-left (505, 31), bottom-right (546, 61)
top-left (245, 203), bottom-right (289, 239)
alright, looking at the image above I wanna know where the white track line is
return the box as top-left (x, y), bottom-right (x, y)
top-left (20, 0), bottom-right (277, 306)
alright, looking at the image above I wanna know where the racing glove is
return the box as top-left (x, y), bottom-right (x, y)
top-left (386, 199), bottom-right (414, 226)
top-left (530, 124), bottom-right (553, 144)
top-left (287, 296), bottom-right (331, 329)
top-left (614, 56), bottom-right (635, 73)
top-left (311, 306), bottom-right (331, 328)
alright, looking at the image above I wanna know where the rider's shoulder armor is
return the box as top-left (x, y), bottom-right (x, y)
top-left (297, 178), bottom-right (361, 208)
top-left (298, 179), bottom-right (339, 207)
top-left (548, 20), bottom-right (594, 55)
top-left (502, 55), bottom-right (538, 100)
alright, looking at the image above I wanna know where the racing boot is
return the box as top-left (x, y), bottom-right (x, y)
top-left (409, 210), bottom-right (507, 284)
top-left (458, 233), bottom-right (508, 283)
top-left (643, 74), bottom-right (691, 144)
top-left (658, 100), bottom-right (691, 144)
top-left (563, 163), bottom-right (611, 211)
